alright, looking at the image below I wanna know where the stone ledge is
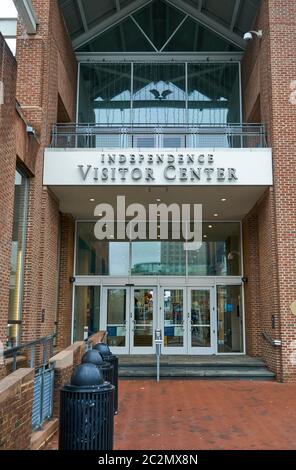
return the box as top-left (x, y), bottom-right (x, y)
top-left (88, 331), bottom-right (106, 347)
top-left (30, 419), bottom-right (58, 450)
top-left (49, 350), bottom-right (73, 369)
top-left (0, 368), bottom-right (34, 404)
top-left (64, 341), bottom-right (84, 354)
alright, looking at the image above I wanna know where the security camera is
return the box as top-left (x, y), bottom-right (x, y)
top-left (243, 32), bottom-right (253, 41)
top-left (243, 30), bottom-right (263, 41)
top-left (26, 125), bottom-right (36, 136)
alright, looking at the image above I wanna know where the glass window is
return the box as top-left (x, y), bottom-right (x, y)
top-left (76, 222), bottom-right (129, 275)
top-left (133, 63), bottom-right (186, 125)
top-left (76, 222), bottom-right (241, 277)
top-left (131, 241), bottom-right (186, 276)
top-left (188, 223), bottom-right (241, 276)
top-left (106, 288), bottom-right (127, 347)
top-left (74, 286), bottom-right (100, 341)
top-left (164, 17), bottom-right (242, 52)
top-left (78, 17), bottom-right (155, 52)
top-left (78, 63), bottom-right (132, 125)
top-left (78, 62), bottom-right (241, 128)
top-left (217, 285), bottom-right (243, 353)
top-left (188, 63), bottom-right (241, 126)
top-left (7, 169), bottom-right (29, 347)
top-left (133, 288), bottom-right (154, 347)
top-left (132, 0), bottom-right (185, 51)
top-left (163, 289), bottom-right (184, 347)
top-left (77, 1), bottom-right (243, 54)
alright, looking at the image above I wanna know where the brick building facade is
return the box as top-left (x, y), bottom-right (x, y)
top-left (0, 0), bottom-right (295, 382)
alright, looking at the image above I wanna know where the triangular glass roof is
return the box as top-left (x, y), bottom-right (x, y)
top-left (77, 0), bottom-right (243, 53)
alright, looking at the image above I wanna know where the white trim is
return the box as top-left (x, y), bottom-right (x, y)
top-left (75, 52), bottom-right (243, 62)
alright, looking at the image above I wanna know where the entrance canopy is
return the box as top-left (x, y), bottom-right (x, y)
top-left (59, 0), bottom-right (260, 52)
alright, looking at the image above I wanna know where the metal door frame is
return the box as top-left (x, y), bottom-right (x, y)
top-left (160, 286), bottom-right (187, 355)
top-left (130, 286), bottom-right (157, 355)
top-left (101, 286), bottom-right (130, 355)
top-left (187, 286), bottom-right (216, 355)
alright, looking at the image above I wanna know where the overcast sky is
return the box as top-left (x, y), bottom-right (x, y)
top-left (1, 0), bottom-right (17, 17)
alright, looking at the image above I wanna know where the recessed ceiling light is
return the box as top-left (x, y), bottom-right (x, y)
top-left (221, 198), bottom-right (227, 202)
top-left (156, 198), bottom-right (161, 202)
top-left (213, 213), bottom-right (219, 217)
top-left (203, 234), bottom-right (208, 239)
top-left (208, 225), bottom-right (213, 229)
top-left (89, 198), bottom-right (95, 202)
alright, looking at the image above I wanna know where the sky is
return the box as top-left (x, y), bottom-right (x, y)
top-left (0, 0), bottom-right (17, 18)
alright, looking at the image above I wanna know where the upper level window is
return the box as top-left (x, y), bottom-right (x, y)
top-left (78, 62), bottom-right (241, 126)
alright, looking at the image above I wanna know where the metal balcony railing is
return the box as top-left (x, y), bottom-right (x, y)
top-left (51, 123), bottom-right (266, 149)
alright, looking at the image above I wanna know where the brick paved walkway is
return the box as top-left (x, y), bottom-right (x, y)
top-left (45, 380), bottom-right (296, 450)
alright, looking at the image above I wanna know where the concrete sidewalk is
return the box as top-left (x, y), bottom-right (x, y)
top-left (45, 380), bottom-right (296, 450)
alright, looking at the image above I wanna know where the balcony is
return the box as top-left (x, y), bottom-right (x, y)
top-left (51, 123), bottom-right (266, 149)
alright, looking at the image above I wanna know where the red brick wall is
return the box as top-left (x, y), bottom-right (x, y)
top-left (242, 213), bottom-right (261, 357)
top-left (242, 0), bottom-right (296, 382)
top-left (14, 0), bottom-right (77, 348)
top-left (0, 36), bottom-right (17, 373)
top-left (0, 368), bottom-right (34, 450)
top-left (56, 215), bottom-right (75, 350)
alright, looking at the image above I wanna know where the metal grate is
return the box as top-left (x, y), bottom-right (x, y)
top-left (32, 365), bottom-right (54, 430)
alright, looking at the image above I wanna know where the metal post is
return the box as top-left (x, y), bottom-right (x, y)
top-left (155, 329), bottom-right (162, 383)
top-left (30, 345), bottom-right (35, 368)
top-left (12, 353), bottom-right (17, 372)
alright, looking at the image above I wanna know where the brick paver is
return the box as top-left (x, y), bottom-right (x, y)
top-left (44, 380), bottom-right (296, 450)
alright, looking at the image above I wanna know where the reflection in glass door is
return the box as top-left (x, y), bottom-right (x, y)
top-left (131, 287), bottom-right (156, 354)
top-left (103, 287), bottom-right (129, 354)
top-left (189, 288), bottom-right (215, 354)
top-left (162, 288), bottom-right (186, 354)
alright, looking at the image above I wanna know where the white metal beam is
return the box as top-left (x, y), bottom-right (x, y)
top-left (166, 0), bottom-right (246, 50)
top-left (77, 0), bottom-right (88, 32)
top-left (72, 0), bottom-right (152, 50)
top-left (230, 0), bottom-right (242, 31)
top-left (0, 19), bottom-right (17, 38)
top-left (13, 0), bottom-right (38, 34)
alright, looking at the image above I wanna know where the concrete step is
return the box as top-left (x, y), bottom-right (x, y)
top-left (119, 360), bottom-right (267, 369)
top-left (118, 356), bottom-right (275, 381)
top-left (119, 366), bottom-right (275, 380)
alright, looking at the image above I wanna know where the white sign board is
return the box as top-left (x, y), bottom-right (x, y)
top-left (44, 148), bottom-right (273, 186)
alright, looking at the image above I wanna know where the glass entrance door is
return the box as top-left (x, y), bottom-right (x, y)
top-left (188, 288), bottom-right (215, 355)
top-left (161, 288), bottom-right (186, 354)
top-left (102, 286), bottom-right (156, 354)
top-left (103, 287), bottom-right (130, 354)
top-left (130, 287), bottom-right (156, 354)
